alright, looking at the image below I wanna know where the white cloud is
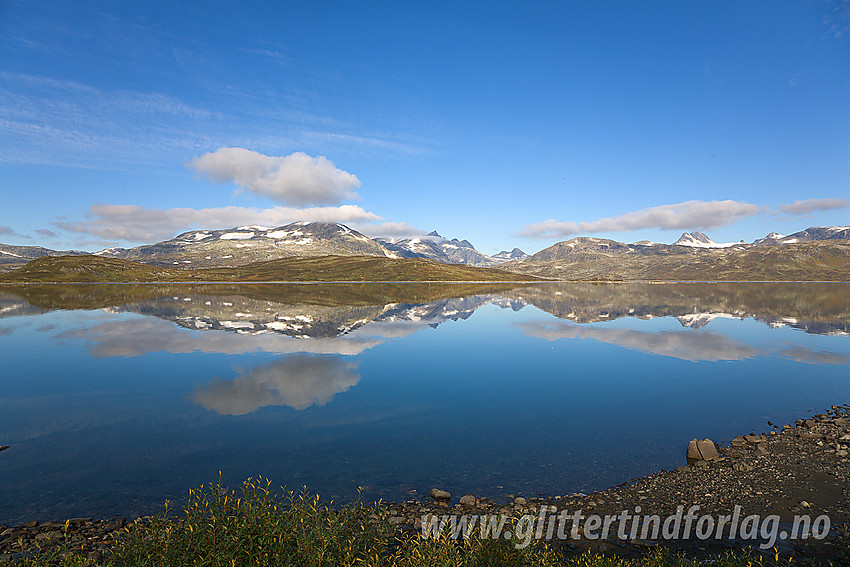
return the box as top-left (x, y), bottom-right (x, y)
top-left (189, 147), bottom-right (361, 206)
top-left (355, 221), bottom-right (425, 238)
top-left (778, 198), bottom-right (850, 215)
top-left (0, 226), bottom-right (15, 236)
top-left (191, 354), bottom-right (361, 414)
top-left (55, 203), bottom-right (382, 242)
top-left (519, 200), bottom-right (760, 238)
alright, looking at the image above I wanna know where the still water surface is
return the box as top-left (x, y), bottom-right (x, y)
top-left (1, 282), bottom-right (848, 523)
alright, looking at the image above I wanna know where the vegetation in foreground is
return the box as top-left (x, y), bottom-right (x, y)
top-left (0, 255), bottom-right (542, 283)
top-left (10, 478), bottom-right (844, 567)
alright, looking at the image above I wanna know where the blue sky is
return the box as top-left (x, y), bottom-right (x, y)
top-left (1, 0), bottom-right (848, 254)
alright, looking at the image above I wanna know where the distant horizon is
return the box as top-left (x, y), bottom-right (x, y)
top-left (1, 2), bottom-right (848, 255)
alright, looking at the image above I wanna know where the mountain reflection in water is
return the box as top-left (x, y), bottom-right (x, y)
top-left (0, 282), bottom-right (848, 524)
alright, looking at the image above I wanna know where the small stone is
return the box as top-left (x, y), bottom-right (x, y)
top-left (836, 450), bottom-right (849, 457)
top-left (733, 462), bottom-right (754, 472)
top-left (800, 432), bottom-right (824, 441)
top-left (388, 516), bottom-right (405, 525)
top-left (804, 419), bottom-right (816, 428)
top-left (21, 521), bottom-right (38, 529)
top-left (459, 494), bottom-right (476, 507)
top-left (514, 497), bottom-right (527, 506)
top-left (800, 501), bottom-right (811, 508)
top-left (754, 445), bottom-right (769, 456)
top-left (675, 465), bottom-right (689, 473)
top-left (744, 435), bottom-right (765, 443)
top-left (694, 460), bottom-right (709, 469)
top-left (429, 488), bottom-right (451, 501)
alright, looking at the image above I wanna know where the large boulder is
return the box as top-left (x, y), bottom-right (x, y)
top-left (686, 438), bottom-right (719, 463)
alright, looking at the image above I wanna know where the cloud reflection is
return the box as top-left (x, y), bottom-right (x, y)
top-left (517, 320), bottom-right (761, 362)
top-left (59, 317), bottom-right (384, 357)
top-left (191, 354), bottom-right (360, 414)
top-left (779, 347), bottom-right (849, 366)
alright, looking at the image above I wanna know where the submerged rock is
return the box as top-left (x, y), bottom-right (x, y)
top-left (428, 488), bottom-right (451, 502)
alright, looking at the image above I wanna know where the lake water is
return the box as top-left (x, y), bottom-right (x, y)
top-left (1, 282), bottom-right (848, 524)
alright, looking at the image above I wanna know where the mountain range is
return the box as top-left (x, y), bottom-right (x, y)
top-left (374, 231), bottom-right (527, 267)
top-left (671, 226), bottom-right (850, 248)
top-left (0, 222), bottom-right (528, 272)
top-left (503, 227), bottom-right (850, 281)
top-left (1, 223), bottom-right (848, 281)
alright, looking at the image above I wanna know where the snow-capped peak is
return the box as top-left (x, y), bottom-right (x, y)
top-left (673, 232), bottom-right (741, 248)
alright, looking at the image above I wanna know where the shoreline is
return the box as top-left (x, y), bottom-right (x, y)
top-left (2, 405), bottom-right (849, 563)
top-left (379, 403), bottom-right (850, 563)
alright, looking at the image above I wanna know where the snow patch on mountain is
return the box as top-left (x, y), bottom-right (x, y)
top-left (220, 232), bottom-right (256, 240)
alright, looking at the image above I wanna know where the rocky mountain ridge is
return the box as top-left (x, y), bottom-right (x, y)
top-left (374, 231), bottom-right (525, 267)
top-left (503, 230), bottom-right (850, 281)
top-left (2, 223), bottom-right (529, 270)
top-left (2, 223), bottom-right (846, 275)
top-left (92, 222), bottom-right (397, 268)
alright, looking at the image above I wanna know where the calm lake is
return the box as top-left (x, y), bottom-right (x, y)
top-left (1, 282), bottom-right (849, 524)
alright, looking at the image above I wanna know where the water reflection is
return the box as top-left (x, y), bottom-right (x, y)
top-left (3, 282), bottom-right (849, 335)
top-left (505, 282), bottom-right (850, 335)
top-left (59, 318), bottom-right (384, 357)
top-left (516, 320), bottom-right (761, 362)
top-left (0, 282), bottom-right (849, 524)
top-left (191, 354), bottom-right (360, 414)
top-left (778, 347), bottom-right (849, 366)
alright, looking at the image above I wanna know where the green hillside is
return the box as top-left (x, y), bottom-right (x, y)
top-left (0, 254), bottom-right (542, 283)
